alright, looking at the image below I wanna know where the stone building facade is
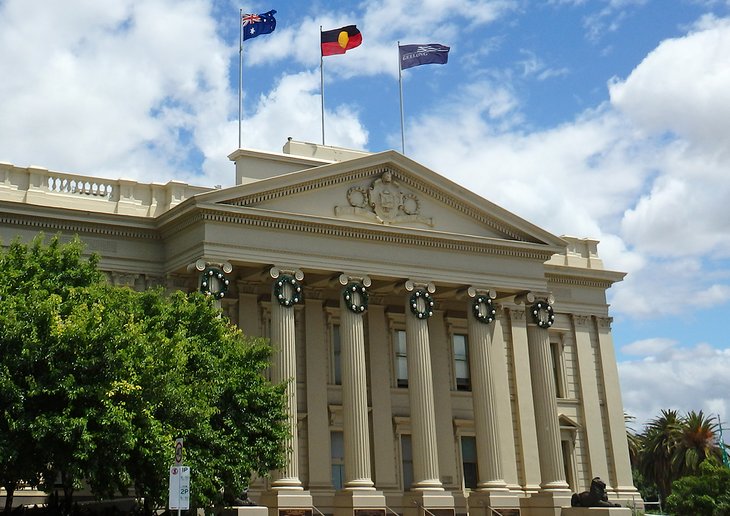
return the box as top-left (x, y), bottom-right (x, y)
top-left (0, 141), bottom-right (638, 515)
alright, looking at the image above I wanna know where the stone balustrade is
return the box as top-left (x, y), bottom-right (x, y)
top-left (0, 161), bottom-right (211, 217)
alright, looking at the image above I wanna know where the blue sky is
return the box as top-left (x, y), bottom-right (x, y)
top-left (1, 0), bottom-right (730, 430)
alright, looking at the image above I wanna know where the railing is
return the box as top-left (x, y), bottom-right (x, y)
top-left (47, 175), bottom-right (114, 198)
top-left (0, 162), bottom-right (212, 217)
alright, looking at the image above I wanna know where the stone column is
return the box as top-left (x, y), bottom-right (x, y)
top-left (269, 267), bottom-right (304, 490)
top-left (525, 300), bottom-right (569, 492)
top-left (338, 276), bottom-right (375, 490)
top-left (466, 290), bottom-right (507, 490)
top-left (466, 291), bottom-right (519, 516)
top-left (335, 276), bottom-right (386, 516)
top-left (402, 281), bottom-right (453, 516)
top-left (404, 281), bottom-right (442, 491)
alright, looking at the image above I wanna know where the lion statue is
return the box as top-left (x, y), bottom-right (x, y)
top-left (571, 477), bottom-right (620, 508)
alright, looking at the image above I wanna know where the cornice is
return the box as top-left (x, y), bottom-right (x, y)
top-left (196, 207), bottom-right (556, 261)
top-left (0, 209), bottom-right (160, 241)
top-left (545, 264), bottom-right (625, 289)
top-left (546, 274), bottom-right (616, 290)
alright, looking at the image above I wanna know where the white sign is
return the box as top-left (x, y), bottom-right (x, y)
top-left (169, 465), bottom-right (191, 510)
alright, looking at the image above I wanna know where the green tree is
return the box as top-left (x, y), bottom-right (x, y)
top-left (0, 235), bottom-right (102, 512)
top-left (673, 411), bottom-right (722, 478)
top-left (0, 234), bottom-right (288, 513)
top-left (665, 460), bottom-right (730, 516)
top-left (639, 409), bottom-right (683, 504)
top-left (127, 289), bottom-right (289, 510)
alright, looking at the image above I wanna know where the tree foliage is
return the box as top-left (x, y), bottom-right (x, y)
top-left (628, 408), bottom-right (727, 509)
top-left (665, 460), bottom-right (730, 516)
top-left (0, 234), bottom-right (288, 513)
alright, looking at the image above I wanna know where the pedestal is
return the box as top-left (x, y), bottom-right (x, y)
top-left (334, 490), bottom-right (387, 516)
top-left (520, 491), bottom-right (572, 516)
top-left (468, 490), bottom-right (521, 516)
top-left (224, 506), bottom-right (270, 516)
top-left (402, 490), bottom-right (455, 516)
top-left (260, 490), bottom-right (313, 516)
top-left (561, 508), bottom-right (631, 516)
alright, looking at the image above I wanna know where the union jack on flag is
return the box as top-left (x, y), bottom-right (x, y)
top-left (241, 13), bottom-right (261, 26)
top-left (241, 10), bottom-right (276, 41)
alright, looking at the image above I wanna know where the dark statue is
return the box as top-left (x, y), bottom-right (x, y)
top-left (225, 486), bottom-right (257, 507)
top-left (571, 477), bottom-right (621, 508)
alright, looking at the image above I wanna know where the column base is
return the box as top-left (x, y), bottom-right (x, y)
top-left (224, 507), bottom-right (270, 516)
top-left (468, 490), bottom-right (521, 516)
top-left (260, 489), bottom-right (313, 516)
top-left (402, 490), bottom-right (455, 516)
top-left (334, 489), bottom-right (387, 516)
top-left (519, 491), bottom-right (572, 516)
top-left (560, 509), bottom-right (631, 516)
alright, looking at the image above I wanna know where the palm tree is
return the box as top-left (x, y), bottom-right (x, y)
top-left (625, 413), bottom-right (641, 468)
top-left (639, 409), bottom-right (683, 503)
top-left (673, 410), bottom-right (721, 477)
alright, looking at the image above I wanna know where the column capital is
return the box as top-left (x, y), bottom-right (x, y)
top-left (338, 273), bottom-right (371, 286)
top-left (466, 286), bottom-right (497, 299)
top-left (572, 314), bottom-right (591, 327)
top-left (187, 258), bottom-right (233, 274)
top-left (405, 279), bottom-right (436, 293)
top-left (596, 316), bottom-right (613, 329)
top-left (270, 266), bottom-right (304, 280)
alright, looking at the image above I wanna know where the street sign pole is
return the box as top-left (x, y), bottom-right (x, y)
top-left (169, 438), bottom-right (190, 515)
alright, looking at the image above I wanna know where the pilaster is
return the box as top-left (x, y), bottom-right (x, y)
top-left (304, 298), bottom-right (330, 490)
top-left (507, 307), bottom-right (541, 492)
top-left (595, 317), bottom-right (638, 497)
top-left (572, 315), bottom-right (609, 485)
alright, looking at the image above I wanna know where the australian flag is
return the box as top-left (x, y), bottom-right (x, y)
top-left (242, 10), bottom-right (276, 41)
top-left (399, 43), bottom-right (450, 70)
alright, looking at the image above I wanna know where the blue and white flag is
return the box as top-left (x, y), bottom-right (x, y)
top-left (242, 10), bottom-right (277, 41)
top-left (399, 43), bottom-right (450, 70)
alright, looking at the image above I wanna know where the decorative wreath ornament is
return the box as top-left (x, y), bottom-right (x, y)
top-left (409, 289), bottom-right (435, 320)
top-left (472, 295), bottom-right (496, 324)
top-left (200, 267), bottom-right (229, 299)
top-left (531, 300), bottom-right (555, 329)
top-left (274, 274), bottom-right (302, 307)
top-left (343, 282), bottom-right (368, 314)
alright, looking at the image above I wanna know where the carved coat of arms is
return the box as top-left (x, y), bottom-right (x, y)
top-left (335, 170), bottom-right (433, 226)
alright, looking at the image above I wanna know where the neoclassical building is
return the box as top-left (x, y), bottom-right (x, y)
top-left (0, 141), bottom-right (637, 515)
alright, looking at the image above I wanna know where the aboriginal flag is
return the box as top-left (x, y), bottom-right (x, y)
top-left (321, 25), bottom-right (362, 56)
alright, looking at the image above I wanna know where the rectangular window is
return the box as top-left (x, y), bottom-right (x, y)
top-left (453, 334), bottom-right (471, 391)
top-left (461, 436), bottom-right (478, 489)
top-left (331, 431), bottom-right (345, 490)
top-left (332, 324), bottom-right (341, 385)
top-left (550, 340), bottom-right (566, 398)
top-left (401, 434), bottom-right (413, 490)
top-left (395, 329), bottom-right (408, 388)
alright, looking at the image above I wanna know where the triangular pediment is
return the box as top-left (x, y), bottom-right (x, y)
top-left (192, 151), bottom-right (565, 249)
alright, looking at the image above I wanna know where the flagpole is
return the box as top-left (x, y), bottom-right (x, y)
top-left (320, 26), bottom-right (326, 145)
top-left (238, 8), bottom-right (243, 149)
top-left (397, 41), bottom-right (405, 154)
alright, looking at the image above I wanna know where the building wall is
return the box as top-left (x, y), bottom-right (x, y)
top-left (0, 154), bottom-right (638, 514)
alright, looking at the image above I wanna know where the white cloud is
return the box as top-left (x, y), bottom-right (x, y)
top-left (609, 16), bottom-right (730, 157)
top-left (620, 337), bottom-right (677, 357)
top-left (619, 343), bottom-right (730, 428)
top-left (0, 0), bottom-right (231, 182)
